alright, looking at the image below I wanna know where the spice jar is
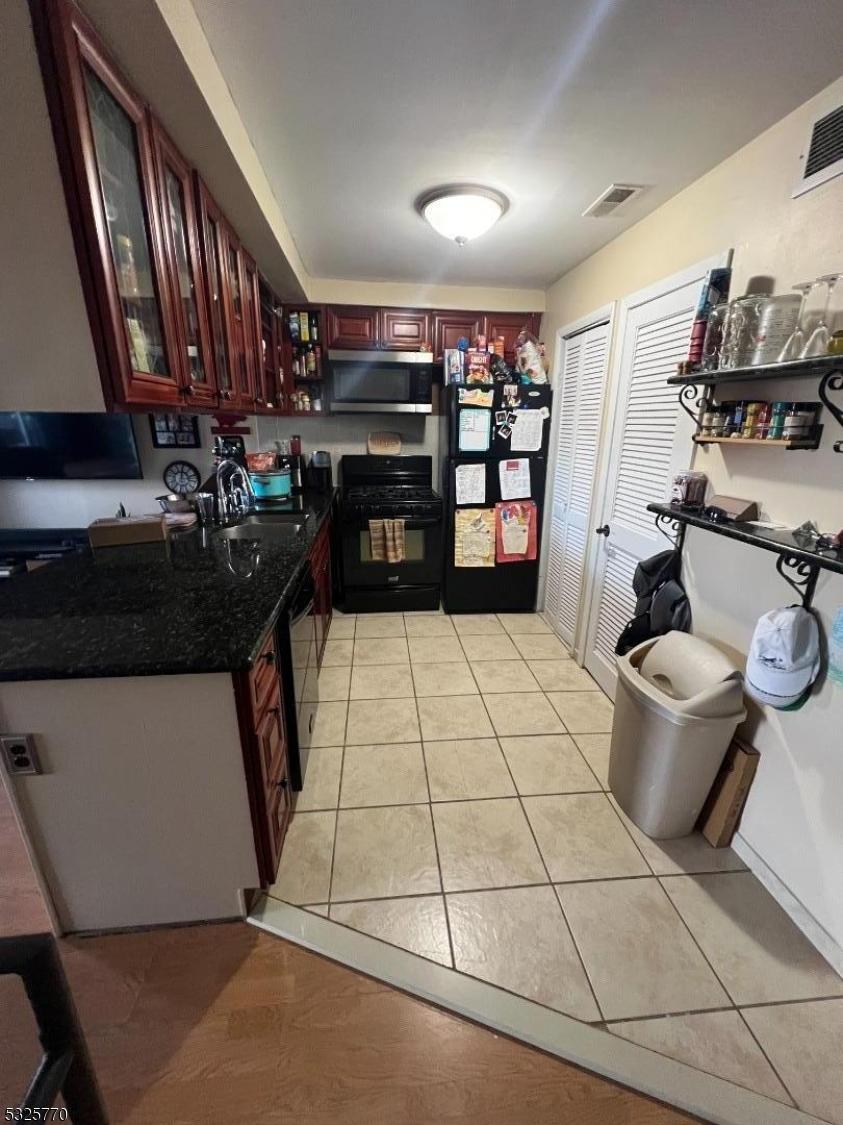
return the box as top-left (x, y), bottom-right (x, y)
top-left (767, 401), bottom-right (788, 440)
top-left (782, 403), bottom-right (815, 442)
top-left (741, 401), bottom-right (764, 439)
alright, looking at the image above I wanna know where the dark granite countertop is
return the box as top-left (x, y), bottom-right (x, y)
top-left (0, 491), bottom-right (336, 682)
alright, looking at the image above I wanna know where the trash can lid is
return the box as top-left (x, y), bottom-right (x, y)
top-left (638, 632), bottom-right (742, 702)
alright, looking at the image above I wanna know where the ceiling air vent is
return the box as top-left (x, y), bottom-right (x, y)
top-left (582, 183), bottom-right (644, 218)
top-left (793, 103), bottom-right (843, 198)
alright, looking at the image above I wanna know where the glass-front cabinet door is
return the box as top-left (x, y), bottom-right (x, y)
top-left (221, 225), bottom-right (256, 411)
top-left (195, 177), bottom-right (235, 404)
top-left (151, 118), bottom-right (217, 407)
top-left (241, 252), bottom-right (262, 410)
top-left (46, 0), bottom-right (183, 406)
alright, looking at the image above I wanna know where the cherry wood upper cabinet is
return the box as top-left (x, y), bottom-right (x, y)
top-left (432, 310), bottom-right (484, 360)
top-left (327, 306), bottom-right (380, 349)
top-left (482, 312), bottom-right (541, 363)
top-left (33, 0), bottom-right (184, 407)
top-left (219, 223), bottom-right (256, 411)
top-left (150, 117), bottom-right (218, 408)
top-left (380, 308), bottom-right (431, 351)
top-left (240, 250), bottom-right (262, 409)
top-left (258, 281), bottom-right (284, 412)
top-left (194, 176), bottom-right (235, 405)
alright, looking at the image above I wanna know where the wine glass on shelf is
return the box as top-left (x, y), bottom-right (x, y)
top-left (777, 282), bottom-right (813, 363)
top-left (802, 273), bottom-right (841, 358)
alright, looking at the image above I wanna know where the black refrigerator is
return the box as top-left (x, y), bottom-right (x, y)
top-left (440, 383), bottom-right (553, 614)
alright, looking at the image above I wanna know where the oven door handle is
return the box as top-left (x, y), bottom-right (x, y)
top-left (348, 516), bottom-right (442, 529)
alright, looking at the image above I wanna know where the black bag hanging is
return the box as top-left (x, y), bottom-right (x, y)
top-left (615, 549), bottom-right (691, 656)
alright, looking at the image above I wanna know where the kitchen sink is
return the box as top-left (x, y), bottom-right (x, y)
top-left (239, 512), bottom-right (309, 525)
top-left (214, 513), bottom-right (307, 541)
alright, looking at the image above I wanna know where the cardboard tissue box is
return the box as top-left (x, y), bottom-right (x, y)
top-left (88, 515), bottom-right (167, 548)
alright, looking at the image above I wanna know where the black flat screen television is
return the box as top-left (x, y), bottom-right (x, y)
top-left (0, 413), bottom-right (142, 480)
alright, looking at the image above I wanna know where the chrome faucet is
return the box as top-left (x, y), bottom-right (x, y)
top-left (216, 459), bottom-right (255, 522)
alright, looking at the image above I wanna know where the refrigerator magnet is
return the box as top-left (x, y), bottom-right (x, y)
top-left (495, 410), bottom-right (507, 425)
top-left (498, 424), bottom-right (512, 440)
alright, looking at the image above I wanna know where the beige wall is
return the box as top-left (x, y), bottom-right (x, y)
top-left (308, 277), bottom-right (545, 313)
top-left (542, 76), bottom-right (843, 950)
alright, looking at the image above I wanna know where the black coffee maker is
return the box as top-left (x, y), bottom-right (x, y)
top-left (306, 451), bottom-right (333, 492)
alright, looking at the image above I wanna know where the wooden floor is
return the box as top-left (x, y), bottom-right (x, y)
top-left (0, 785), bottom-right (694, 1125)
top-left (0, 779), bottom-right (51, 938)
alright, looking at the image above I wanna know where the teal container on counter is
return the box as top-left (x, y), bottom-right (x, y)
top-left (251, 468), bottom-right (291, 500)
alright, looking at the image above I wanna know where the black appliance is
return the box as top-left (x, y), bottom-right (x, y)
top-left (276, 561), bottom-right (316, 792)
top-left (440, 383), bottom-right (552, 613)
top-left (306, 451), bottom-right (333, 492)
top-left (0, 412), bottom-right (141, 480)
top-left (339, 454), bottom-right (442, 612)
top-left (328, 350), bottom-right (433, 414)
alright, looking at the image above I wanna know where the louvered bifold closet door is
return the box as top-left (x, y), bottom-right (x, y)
top-left (545, 322), bottom-right (609, 651)
top-left (584, 273), bottom-right (706, 697)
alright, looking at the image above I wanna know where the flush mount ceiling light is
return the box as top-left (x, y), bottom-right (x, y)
top-left (417, 185), bottom-right (508, 245)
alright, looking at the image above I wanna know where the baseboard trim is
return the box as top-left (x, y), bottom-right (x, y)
top-left (249, 895), bottom-right (817, 1125)
top-left (732, 832), bottom-right (843, 976)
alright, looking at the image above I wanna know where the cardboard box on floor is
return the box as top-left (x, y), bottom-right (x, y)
top-left (698, 737), bottom-right (759, 847)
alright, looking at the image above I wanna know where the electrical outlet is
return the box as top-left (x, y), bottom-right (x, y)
top-left (1, 734), bottom-right (42, 776)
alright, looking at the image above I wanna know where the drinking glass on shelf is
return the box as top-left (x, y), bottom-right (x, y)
top-left (718, 299), bottom-right (743, 368)
top-left (777, 282), bottom-right (813, 363)
top-left (701, 303), bottom-right (728, 371)
top-left (802, 273), bottom-right (841, 358)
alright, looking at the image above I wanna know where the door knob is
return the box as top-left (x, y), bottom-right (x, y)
top-left (595, 524), bottom-right (611, 537)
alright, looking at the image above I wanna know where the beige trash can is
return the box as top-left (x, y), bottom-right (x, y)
top-left (609, 633), bottom-right (746, 839)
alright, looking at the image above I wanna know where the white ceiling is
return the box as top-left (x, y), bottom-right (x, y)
top-left (190, 0), bottom-right (842, 289)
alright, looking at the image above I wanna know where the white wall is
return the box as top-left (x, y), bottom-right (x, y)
top-left (542, 77), bottom-right (843, 950)
top-left (255, 412), bottom-right (439, 476)
top-left (0, 409), bottom-right (440, 528)
top-left (0, 0), bottom-right (106, 412)
top-left (0, 414), bottom-right (218, 528)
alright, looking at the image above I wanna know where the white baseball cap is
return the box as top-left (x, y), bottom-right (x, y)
top-left (745, 606), bottom-right (820, 709)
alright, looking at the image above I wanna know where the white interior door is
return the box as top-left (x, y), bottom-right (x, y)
top-left (544, 321), bottom-right (610, 654)
top-left (584, 257), bottom-right (726, 697)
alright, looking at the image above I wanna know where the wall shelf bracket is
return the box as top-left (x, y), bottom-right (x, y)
top-left (678, 383), bottom-right (708, 425)
top-left (818, 370), bottom-right (843, 453)
top-left (655, 512), bottom-right (686, 549)
top-left (775, 554), bottom-right (820, 609)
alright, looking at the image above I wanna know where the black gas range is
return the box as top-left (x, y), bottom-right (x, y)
top-left (339, 455), bottom-right (442, 612)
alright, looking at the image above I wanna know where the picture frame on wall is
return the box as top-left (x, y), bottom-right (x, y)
top-left (148, 413), bottom-right (201, 449)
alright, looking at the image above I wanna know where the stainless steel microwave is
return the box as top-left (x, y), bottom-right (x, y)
top-left (328, 350), bottom-right (434, 413)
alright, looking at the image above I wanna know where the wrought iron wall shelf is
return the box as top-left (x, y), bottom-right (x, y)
top-left (648, 502), bottom-right (843, 610)
top-left (668, 354), bottom-right (843, 453)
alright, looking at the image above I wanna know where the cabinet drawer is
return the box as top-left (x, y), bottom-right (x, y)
top-left (264, 761), bottom-right (292, 879)
top-left (249, 630), bottom-right (279, 716)
top-left (255, 684), bottom-right (287, 788)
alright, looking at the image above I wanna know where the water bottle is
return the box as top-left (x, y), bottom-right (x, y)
top-left (830, 608), bottom-right (843, 686)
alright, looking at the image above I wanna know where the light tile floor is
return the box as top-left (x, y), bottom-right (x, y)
top-left (268, 610), bottom-right (843, 1122)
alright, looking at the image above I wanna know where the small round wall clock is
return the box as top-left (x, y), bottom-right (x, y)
top-left (163, 460), bottom-right (201, 495)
